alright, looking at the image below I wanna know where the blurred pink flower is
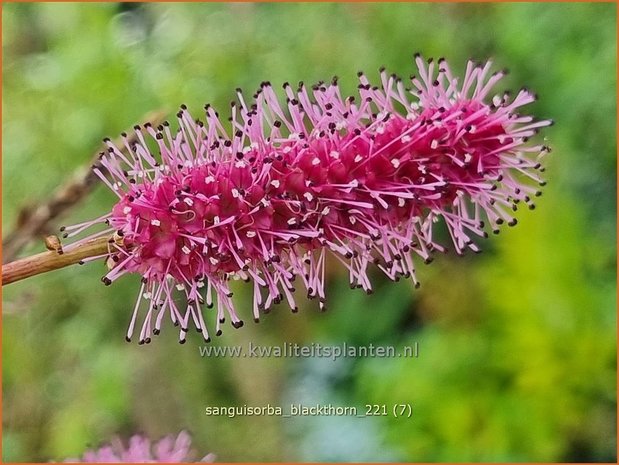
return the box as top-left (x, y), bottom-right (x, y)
top-left (66, 54), bottom-right (551, 343)
top-left (64, 431), bottom-right (214, 463)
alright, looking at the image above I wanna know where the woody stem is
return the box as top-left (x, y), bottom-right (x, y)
top-left (1, 236), bottom-right (111, 286)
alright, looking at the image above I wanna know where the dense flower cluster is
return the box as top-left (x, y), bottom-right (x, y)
top-left (66, 55), bottom-right (551, 343)
top-left (64, 431), bottom-right (214, 463)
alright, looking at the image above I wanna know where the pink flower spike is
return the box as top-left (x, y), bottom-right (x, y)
top-left (64, 431), bottom-right (215, 463)
top-left (67, 54), bottom-right (552, 344)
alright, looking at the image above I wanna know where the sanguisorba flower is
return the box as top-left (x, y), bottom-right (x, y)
top-left (65, 55), bottom-right (551, 344)
top-left (64, 431), bottom-right (215, 463)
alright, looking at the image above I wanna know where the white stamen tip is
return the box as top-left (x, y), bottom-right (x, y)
top-left (213, 216), bottom-right (220, 225)
top-left (321, 207), bottom-right (331, 216)
top-left (398, 198), bottom-right (406, 207)
top-left (182, 246), bottom-right (191, 255)
top-left (150, 219), bottom-right (161, 226)
top-left (246, 230), bottom-right (257, 238)
top-left (232, 188), bottom-right (240, 198)
top-left (204, 175), bottom-right (215, 184)
top-left (391, 158), bottom-right (401, 169)
top-left (304, 192), bottom-right (314, 202)
top-left (183, 197), bottom-right (194, 206)
top-left (123, 206), bottom-right (132, 215)
top-left (354, 154), bottom-right (363, 163)
top-left (270, 180), bottom-right (281, 188)
top-left (329, 150), bottom-right (340, 159)
top-left (312, 157), bottom-right (321, 166)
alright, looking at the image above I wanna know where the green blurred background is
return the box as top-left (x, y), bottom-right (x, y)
top-left (2, 2), bottom-right (616, 462)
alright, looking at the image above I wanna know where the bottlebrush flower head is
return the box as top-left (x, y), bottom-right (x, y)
top-left (65, 54), bottom-right (552, 344)
top-left (64, 431), bottom-right (214, 462)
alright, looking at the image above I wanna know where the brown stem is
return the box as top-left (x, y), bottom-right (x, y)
top-left (2, 110), bottom-right (167, 263)
top-left (1, 236), bottom-right (111, 286)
